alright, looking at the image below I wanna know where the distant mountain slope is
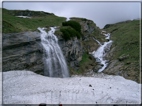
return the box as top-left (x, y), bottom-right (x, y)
top-left (103, 20), bottom-right (141, 83)
top-left (2, 8), bottom-right (66, 33)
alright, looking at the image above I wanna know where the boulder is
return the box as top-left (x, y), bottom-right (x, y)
top-left (93, 64), bottom-right (104, 73)
top-left (118, 54), bottom-right (129, 61)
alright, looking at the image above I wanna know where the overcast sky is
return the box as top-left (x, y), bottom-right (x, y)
top-left (2, 1), bottom-right (141, 28)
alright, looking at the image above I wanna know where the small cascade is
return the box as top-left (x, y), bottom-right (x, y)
top-left (66, 17), bottom-right (70, 21)
top-left (93, 37), bottom-right (102, 46)
top-left (104, 33), bottom-right (110, 40)
top-left (38, 27), bottom-right (69, 78)
top-left (92, 33), bottom-right (113, 72)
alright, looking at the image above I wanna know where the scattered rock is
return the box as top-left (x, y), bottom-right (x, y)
top-left (95, 58), bottom-right (101, 63)
top-left (118, 54), bottom-right (129, 61)
top-left (93, 64), bottom-right (104, 73)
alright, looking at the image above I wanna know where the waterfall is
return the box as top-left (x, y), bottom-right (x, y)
top-left (38, 27), bottom-right (69, 78)
top-left (92, 33), bottom-right (113, 72)
top-left (66, 17), bottom-right (70, 21)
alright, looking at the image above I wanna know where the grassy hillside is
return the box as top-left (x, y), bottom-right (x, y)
top-left (2, 8), bottom-right (66, 33)
top-left (103, 20), bottom-right (141, 83)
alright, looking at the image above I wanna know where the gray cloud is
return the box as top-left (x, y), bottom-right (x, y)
top-left (3, 1), bottom-right (141, 28)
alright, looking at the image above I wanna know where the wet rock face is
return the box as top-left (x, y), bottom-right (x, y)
top-left (2, 31), bottom-right (44, 74)
top-left (58, 37), bottom-right (83, 71)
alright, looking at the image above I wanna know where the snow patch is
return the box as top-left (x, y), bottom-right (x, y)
top-left (3, 71), bottom-right (141, 104)
top-left (16, 16), bottom-right (31, 18)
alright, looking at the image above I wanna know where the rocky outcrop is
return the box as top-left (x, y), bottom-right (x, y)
top-left (56, 18), bottom-right (103, 75)
top-left (104, 49), bottom-right (140, 83)
top-left (58, 37), bottom-right (83, 71)
top-left (2, 31), bottom-right (44, 74)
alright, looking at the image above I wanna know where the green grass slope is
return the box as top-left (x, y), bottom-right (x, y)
top-left (2, 8), bottom-right (66, 33)
top-left (103, 20), bottom-right (141, 83)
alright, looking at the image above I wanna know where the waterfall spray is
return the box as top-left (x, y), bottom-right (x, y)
top-left (38, 27), bottom-right (69, 78)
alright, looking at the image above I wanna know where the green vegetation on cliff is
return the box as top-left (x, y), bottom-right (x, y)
top-left (60, 21), bottom-right (82, 40)
top-left (70, 52), bottom-right (96, 75)
top-left (62, 20), bottom-right (81, 33)
top-left (60, 26), bottom-right (81, 40)
top-left (104, 20), bottom-right (140, 83)
top-left (2, 8), bottom-right (66, 33)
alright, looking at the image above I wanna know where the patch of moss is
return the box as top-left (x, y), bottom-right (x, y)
top-left (79, 52), bottom-right (90, 65)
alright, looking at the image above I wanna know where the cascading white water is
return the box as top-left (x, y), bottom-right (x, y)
top-left (66, 17), bottom-right (70, 21)
top-left (38, 27), bottom-right (69, 78)
top-left (92, 33), bottom-right (113, 72)
top-left (104, 33), bottom-right (110, 40)
top-left (93, 37), bottom-right (102, 46)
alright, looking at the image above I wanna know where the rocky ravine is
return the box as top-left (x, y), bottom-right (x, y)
top-left (56, 18), bottom-right (104, 75)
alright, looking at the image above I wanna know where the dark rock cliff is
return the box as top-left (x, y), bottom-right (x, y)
top-left (2, 31), bottom-right (44, 74)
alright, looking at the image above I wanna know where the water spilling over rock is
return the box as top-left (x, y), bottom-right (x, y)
top-left (38, 27), bottom-right (69, 78)
top-left (92, 33), bottom-right (113, 72)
